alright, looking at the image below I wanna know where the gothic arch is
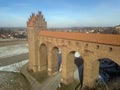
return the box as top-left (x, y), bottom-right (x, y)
top-left (65, 51), bottom-right (84, 84)
top-left (92, 57), bottom-right (120, 86)
top-left (51, 47), bottom-right (59, 73)
top-left (39, 43), bottom-right (48, 71)
top-left (66, 51), bottom-right (75, 83)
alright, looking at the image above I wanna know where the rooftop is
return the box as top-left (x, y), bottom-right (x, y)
top-left (39, 30), bottom-right (120, 46)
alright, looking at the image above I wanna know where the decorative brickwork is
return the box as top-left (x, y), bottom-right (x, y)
top-left (27, 11), bottom-right (120, 88)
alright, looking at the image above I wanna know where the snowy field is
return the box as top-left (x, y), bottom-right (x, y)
top-left (0, 39), bottom-right (27, 42)
top-left (0, 60), bottom-right (28, 72)
top-left (0, 44), bottom-right (28, 58)
top-left (0, 44), bottom-right (29, 72)
top-left (0, 39), bottom-right (18, 42)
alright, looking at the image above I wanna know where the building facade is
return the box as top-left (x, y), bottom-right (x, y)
top-left (27, 12), bottom-right (120, 88)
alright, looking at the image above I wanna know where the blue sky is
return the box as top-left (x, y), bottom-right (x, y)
top-left (0, 0), bottom-right (120, 27)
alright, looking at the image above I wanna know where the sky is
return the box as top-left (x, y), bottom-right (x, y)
top-left (0, 0), bottom-right (120, 28)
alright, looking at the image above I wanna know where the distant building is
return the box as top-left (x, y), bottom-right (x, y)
top-left (115, 25), bottom-right (120, 33)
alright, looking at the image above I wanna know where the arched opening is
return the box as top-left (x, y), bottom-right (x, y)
top-left (74, 52), bottom-right (84, 88)
top-left (66, 51), bottom-right (84, 88)
top-left (58, 50), bottom-right (62, 72)
top-left (39, 44), bottom-right (48, 71)
top-left (66, 51), bottom-right (75, 83)
top-left (93, 58), bottom-right (120, 89)
top-left (51, 47), bottom-right (62, 73)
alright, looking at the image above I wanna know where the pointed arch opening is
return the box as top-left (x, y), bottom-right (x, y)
top-left (39, 43), bottom-right (48, 71)
top-left (93, 58), bottom-right (120, 89)
top-left (66, 51), bottom-right (84, 87)
top-left (51, 47), bottom-right (62, 74)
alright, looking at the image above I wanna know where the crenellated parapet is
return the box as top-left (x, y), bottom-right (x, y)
top-left (27, 13), bottom-right (36, 27)
top-left (27, 11), bottom-right (47, 72)
top-left (27, 11), bottom-right (47, 29)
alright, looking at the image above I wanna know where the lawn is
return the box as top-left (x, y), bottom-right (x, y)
top-left (57, 80), bottom-right (80, 90)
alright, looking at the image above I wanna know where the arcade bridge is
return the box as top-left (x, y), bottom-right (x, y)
top-left (27, 11), bottom-right (120, 88)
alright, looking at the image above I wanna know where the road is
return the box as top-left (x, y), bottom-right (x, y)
top-left (0, 53), bottom-right (29, 66)
top-left (0, 39), bottom-right (27, 47)
top-left (0, 39), bottom-right (28, 66)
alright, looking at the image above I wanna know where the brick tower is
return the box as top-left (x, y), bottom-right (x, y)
top-left (27, 11), bottom-right (47, 71)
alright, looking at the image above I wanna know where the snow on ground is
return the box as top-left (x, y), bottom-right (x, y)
top-left (0, 60), bottom-right (28, 72)
top-left (0, 44), bottom-right (29, 72)
top-left (0, 39), bottom-right (27, 42)
top-left (74, 69), bottom-right (79, 81)
top-left (0, 39), bottom-right (17, 41)
top-left (0, 44), bottom-right (28, 58)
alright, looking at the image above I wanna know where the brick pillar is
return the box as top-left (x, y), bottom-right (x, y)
top-left (61, 49), bottom-right (74, 84)
top-left (47, 47), bottom-right (53, 76)
top-left (27, 27), bottom-right (38, 72)
top-left (61, 51), bottom-right (68, 84)
top-left (82, 53), bottom-right (98, 88)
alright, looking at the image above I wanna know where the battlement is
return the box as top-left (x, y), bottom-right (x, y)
top-left (27, 11), bottom-right (47, 28)
top-left (27, 13), bottom-right (36, 27)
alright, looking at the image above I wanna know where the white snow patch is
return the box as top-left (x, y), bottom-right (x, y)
top-left (74, 68), bottom-right (79, 82)
top-left (0, 44), bottom-right (28, 58)
top-left (0, 60), bottom-right (28, 72)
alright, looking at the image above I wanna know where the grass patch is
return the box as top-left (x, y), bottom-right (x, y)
top-left (57, 78), bottom-right (120, 90)
top-left (108, 78), bottom-right (120, 90)
top-left (29, 70), bottom-right (48, 83)
top-left (83, 78), bottom-right (120, 90)
top-left (57, 80), bottom-right (79, 90)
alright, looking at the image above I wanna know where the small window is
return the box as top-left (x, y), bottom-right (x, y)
top-left (61, 40), bottom-right (64, 43)
top-left (85, 43), bottom-right (88, 47)
top-left (68, 41), bottom-right (71, 44)
top-left (76, 42), bottom-right (79, 46)
top-left (109, 47), bottom-right (112, 52)
top-left (97, 45), bottom-right (99, 49)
